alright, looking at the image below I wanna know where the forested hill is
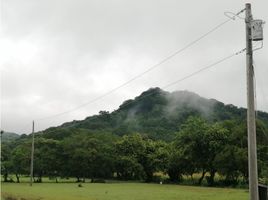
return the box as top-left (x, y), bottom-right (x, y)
top-left (1, 132), bottom-right (20, 142)
top-left (2, 88), bottom-right (268, 185)
top-left (41, 87), bottom-right (268, 141)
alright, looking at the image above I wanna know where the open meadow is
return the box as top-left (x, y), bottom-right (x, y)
top-left (1, 182), bottom-right (248, 200)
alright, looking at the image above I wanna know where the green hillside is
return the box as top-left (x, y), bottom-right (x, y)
top-left (43, 87), bottom-right (268, 141)
top-left (1, 132), bottom-right (20, 143)
top-left (1, 88), bottom-right (268, 186)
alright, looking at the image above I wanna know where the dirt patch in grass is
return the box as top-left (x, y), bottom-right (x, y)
top-left (2, 192), bottom-right (42, 200)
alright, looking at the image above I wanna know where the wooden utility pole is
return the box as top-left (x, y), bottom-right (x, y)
top-left (30, 120), bottom-right (35, 186)
top-left (245, 3), bottom-right (258, 200)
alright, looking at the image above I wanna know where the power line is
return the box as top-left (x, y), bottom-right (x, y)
top-left (116, 48), bottom-right (246, 111)
top-left (253, 60), bottom-right (268, 143)
top-left (35, 48), bottom-right (246, 135)
top-left (36, 9), bottom-right (245, 122)
top-left (163, 49), bottom-right (246, 89)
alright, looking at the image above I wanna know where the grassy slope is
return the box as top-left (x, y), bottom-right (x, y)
top-left (1, 182), bottom-right (248, 200)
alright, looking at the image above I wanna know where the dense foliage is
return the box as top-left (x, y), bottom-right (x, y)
top-left (1, 88), bottom-right (268, 186)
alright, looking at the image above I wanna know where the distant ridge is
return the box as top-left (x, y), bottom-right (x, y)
top-left (1, 132), bottom-right (20, 142)
top-left (40, 88), bottom-right (268, 141)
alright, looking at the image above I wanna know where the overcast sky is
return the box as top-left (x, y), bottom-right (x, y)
top-left (1, 0), bottom-right (268, 134)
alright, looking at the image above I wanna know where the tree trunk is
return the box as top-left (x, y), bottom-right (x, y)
top-left (198, 170), bottom-right (206, 185)
top-left (207, 170), bottom-right (216, 186)
top-left (36, 175), bottom-right (42, 183)
top-left (3, 172), bottom-right (8, 182)
top-left (168, 169), bottom-right (179, 182)
top-left (15, 174), bottom-right (20, 183)
top-left (145, 171), bottom-right (153, 182)
top-left (190, 174), bottom-right (194, 184)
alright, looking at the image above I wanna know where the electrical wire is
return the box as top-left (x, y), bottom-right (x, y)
top-left (224, 11), bottom-right (245, 20)
top-left (253, 60), bottom-right (268, 115)
top-left (252, 60), bottom-right (268, 141)
top-left (115, 48), bottom-right (246, 111)
top-left (35, 8), bottom-right (246, 122)
top-left (33, 47), bottom-right (246, 135)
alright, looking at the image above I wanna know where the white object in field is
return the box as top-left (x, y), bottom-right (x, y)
top-left (251, 19), bottom-right (264, 41)
top-left (160, 181), bottom-right (162, 184)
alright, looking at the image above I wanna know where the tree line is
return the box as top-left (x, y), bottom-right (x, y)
top-left (1, 116), bottom-right (268, 186)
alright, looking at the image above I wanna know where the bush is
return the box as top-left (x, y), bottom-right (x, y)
top-left (91, 179), bottom-right (106, 183)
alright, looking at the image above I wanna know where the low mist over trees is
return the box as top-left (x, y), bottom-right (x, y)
top-left (2, 88), bottom-right (268, 185)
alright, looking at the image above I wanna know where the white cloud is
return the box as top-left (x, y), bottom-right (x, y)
top-left (1, 0), bottom-right (267, 133)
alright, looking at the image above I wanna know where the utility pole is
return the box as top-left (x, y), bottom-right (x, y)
top-left (245, 3), bottom-right (258, 200)
top-left (30, 120), bottom-right (35, 186)
top-left (0, 130), bottom-right (3, 142)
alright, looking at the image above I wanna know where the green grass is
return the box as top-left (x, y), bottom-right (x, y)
top-left (1, 182), bottom-right (248, 200)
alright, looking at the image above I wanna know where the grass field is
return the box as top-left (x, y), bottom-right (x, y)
top-left (1, 182), bottom-right (248, 200)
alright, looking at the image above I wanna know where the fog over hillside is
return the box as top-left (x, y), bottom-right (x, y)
top-left (1, 0), bottom-right (267, 134)
top-left (33, 88), bottom-right (268, 141)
